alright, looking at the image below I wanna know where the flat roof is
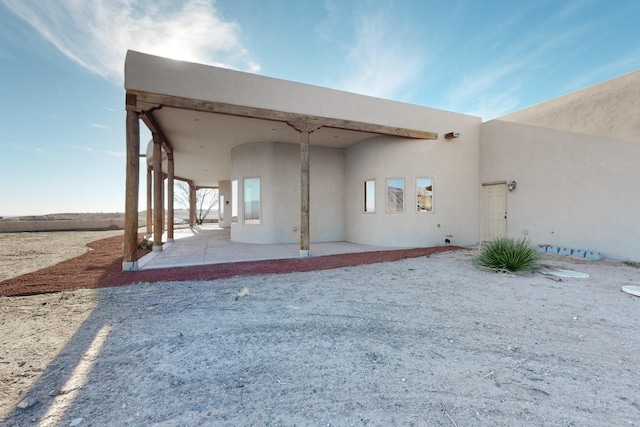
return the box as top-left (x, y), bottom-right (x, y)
top-left (125, 51), bottom-right (471, 187)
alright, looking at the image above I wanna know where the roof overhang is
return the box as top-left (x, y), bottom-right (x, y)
top-left (124, 51), bottom-right (439, 187)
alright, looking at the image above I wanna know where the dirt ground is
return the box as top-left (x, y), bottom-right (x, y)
top-left (0, 230), bottom-right (124, 283)
top-left (1, 231), bottom-right (639, 426)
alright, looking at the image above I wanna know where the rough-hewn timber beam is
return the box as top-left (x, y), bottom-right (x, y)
top-left (153, 140), bottom-right (163, 251)
top-left (189, 182), bottom-right (196, 228)
top-left (123, 110), bottom-right (140, 270)
top-left (287, 121), bottom-right (323, 134)
top-left (127, 90), bottom-right (438, 140)
top-left (167, 153), bottom-right (174, 242)
top-left (300, 131), bottom-right (311, 257)
top-left (140, 110), bottom-right (174, 154)
top-left (146, 166), bottom-right (152, 237)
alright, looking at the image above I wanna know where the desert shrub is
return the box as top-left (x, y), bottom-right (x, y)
top-left (475, 236), bottom-right (540, 272)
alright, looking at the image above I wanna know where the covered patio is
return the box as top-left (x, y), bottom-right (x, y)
top-left (122, 51), bottom-right (439, 270)
top-left (136, 224), bottom-right (407, 270)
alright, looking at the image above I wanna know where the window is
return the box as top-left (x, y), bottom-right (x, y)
top-left (219, 195), bottom-right (225, 221)
top-left (386, 178), bottom-right (404, 213)
top-left (364, 180), bottom-right (375, 212)
top-left (231, 180), bottom-right (238, 224)
top-left (243, 178), bottom-right (260, 224)
top-left (416, 178), bottom-right (433, 213)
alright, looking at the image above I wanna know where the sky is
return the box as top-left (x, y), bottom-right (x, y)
top-left (1, 0), bottom-right (639, 216)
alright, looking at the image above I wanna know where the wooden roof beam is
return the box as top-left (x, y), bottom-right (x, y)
top-left (139, 109), bottom-right (174, 154)
top-left (127, 90), bottom-right (438, 140)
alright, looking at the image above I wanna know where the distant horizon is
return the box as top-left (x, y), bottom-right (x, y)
top-left (0, 208), bottom-right (217, 219)
top-left (2, 1), bottom-right (639, 215)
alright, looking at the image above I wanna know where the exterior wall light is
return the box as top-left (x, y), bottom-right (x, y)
top-left (444, 132), bottom-right (460, 139)
top-left (508, 180), bottom-right (517, 191)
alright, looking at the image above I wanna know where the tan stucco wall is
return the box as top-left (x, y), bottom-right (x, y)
top-left (230, 141), bottom-right (344, 244)
top-left (344, 113), bottom-right (482, 248)
top-left (480, 119), bottom-right (640, 261)
top-left (126, 51), bottom-right (443, 135)
top-left (499, 70), bottom-right (640, 143)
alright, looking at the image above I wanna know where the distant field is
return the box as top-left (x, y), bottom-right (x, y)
top-left (0, 213), bottom-right (125, 221)
top-left (0, 210), bottom-right (218, 232)
top-left (0, 213), bottom-right (137, 233)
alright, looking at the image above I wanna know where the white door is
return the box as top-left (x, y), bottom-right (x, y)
top-left (482, 184), bottom-right (507, 241)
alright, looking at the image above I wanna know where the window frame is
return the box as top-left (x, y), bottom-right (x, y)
top-left (363, 179), bottom-right (376, 213)
top-left (231, 180), bottom-right (238, 224)
top-left (243, 177), bottom-right (261, 225)
top-left (416, 177), bottom-right (434, 214)
top-left (386, 177), bottom-right (405, 213)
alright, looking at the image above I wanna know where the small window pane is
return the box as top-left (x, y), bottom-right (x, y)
top-left (231, 180), bottom-right (238, 224)
top-left (244, 178), bottom-right (260, 224)
top-left (417, 178), bottom-right (433, 213)
top-left (364, 180), bottom-right (375, 212)
top-left (387, 178), bottom-right (404, 213)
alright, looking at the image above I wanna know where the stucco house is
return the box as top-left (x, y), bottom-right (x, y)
top-left (122, 50), bottom-right (639, 270)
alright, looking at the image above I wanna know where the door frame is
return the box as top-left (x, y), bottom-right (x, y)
top-left (481, 181), bottom-right (508, 242)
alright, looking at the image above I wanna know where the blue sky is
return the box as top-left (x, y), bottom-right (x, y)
top-left (1, 0), bottom-right (638, 216)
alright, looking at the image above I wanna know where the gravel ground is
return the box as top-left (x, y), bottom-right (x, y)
top-left (0, 230), bottom-right (123, 283)
top-left (1, 243), bottom-right (639, 426)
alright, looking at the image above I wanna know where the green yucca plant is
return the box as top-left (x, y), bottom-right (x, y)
top-left (475, 236), bottom-right (541, 272)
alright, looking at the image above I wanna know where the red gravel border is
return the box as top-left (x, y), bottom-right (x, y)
top-left (0, 234), bottom-right (461, 297)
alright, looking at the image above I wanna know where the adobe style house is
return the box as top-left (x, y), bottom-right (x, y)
top-left (122, 50), bottom-right (640, 270)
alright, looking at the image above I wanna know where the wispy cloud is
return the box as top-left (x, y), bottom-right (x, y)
top-left (437, 2), bottom-right (615, 119)
top-left (90, 123), bottom-right (108, 129)
top-left (563, 48), bottom-right (640, 93)
top-left (65, 144), bottom-right (124, 157)
top-left (6, 143), bottom-right (57, 158)
top-left (2, 0), bottom-right (260, 84)
top-left (321, 1), bottom-right (427, 100)
top-left (443, 59), bottom-right (527, 119)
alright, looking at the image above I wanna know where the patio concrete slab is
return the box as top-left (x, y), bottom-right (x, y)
top-left (137, 224), bottom-right (401, 270)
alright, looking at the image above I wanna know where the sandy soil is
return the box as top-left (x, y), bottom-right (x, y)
top-left (0, 231), bottom-right (123, 283)
top-left (1, 232), bottom-right (639, 426)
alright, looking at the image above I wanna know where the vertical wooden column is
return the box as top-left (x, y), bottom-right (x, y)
top-left (161, 176), bottom-right (165, 235)
top-left (167, 153), bottom-right (175, 242)
top-left (153, 139), bottom-right (163, 251)
top-left (189, 183), bottom-right (197, 228)
top-left (146, 166), bottom-right (152, 237)
top-left (123, 110), bottom-right (140, 270)
top-left (300, 131), bottom-right (310, 256)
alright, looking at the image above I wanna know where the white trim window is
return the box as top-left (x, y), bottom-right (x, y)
top-left (364, 180), bottom-right (375, 213)
top-left (386, 178), bottom-right (404, 213)
top-left (416, 177), bottom-right (433, 213)
top-left (231, 180), bottom-right (238, 224)
top-left (243, 177), bottom-right (261, 225)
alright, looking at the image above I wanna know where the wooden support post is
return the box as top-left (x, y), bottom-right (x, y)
top-left (189, 183), bottom-right (196, 228)
top-left (300, 131), bottom-right (310, 256)
top-left (167, 153), bottom-right (174, 242)
top-left (153, 139), bottom-right (163, 251)
top-left (146, 166), bottom-right (152, 237)
top-left (161, 175), bottom-right (165, 235)
top-left (123, 110), bottom-right (140, 270)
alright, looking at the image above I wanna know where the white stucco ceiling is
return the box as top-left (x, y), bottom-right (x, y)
top-left (144, 106), bottom-right (380, 187)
